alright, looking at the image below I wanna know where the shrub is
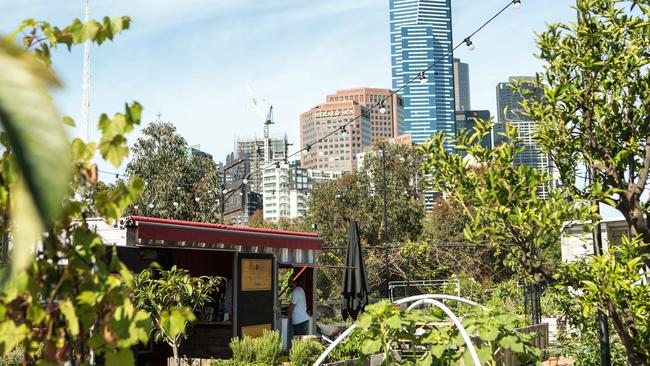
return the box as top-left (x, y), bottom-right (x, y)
top-left (290, 338), bottom-right (324, 366)
top-left (227, 330), bottom-right (282, 365)
top-left (252, 330), bottom-right (282, 365)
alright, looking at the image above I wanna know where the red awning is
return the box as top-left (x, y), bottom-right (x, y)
top-left (129, 216), bottom-right (322, 250)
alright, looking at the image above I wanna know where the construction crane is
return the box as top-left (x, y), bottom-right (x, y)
top-left (245, 82), bottom-right (274, 164)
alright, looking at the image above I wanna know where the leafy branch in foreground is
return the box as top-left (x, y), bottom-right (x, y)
top-left (0, 15), bottom-right (155, 365)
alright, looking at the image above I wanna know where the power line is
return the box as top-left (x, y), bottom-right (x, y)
top-left (101, 0), bottom-right (523, 196)
top-left (247, 0), bottom-right (523, 179)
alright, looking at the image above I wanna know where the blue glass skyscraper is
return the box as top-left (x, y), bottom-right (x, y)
top-left (390, 0), bottom-right (455, 146)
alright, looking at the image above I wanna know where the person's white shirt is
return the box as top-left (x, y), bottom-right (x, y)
top-left (290, 286), bottom-right (310, 325)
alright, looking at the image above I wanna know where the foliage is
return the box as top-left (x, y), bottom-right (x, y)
top-left (132, 266), bottom-right (221, 361)
top-left (553, 235), bottom-right (650, 365)
top-left (326, 329), bottom-right (364, 362)
top-left (307, 142), bottom-right (424, 247)
top-left (289, 338), bottom-right (324, 366)
top-left (515, 1), bottom-right (650, 363)
top-left (0, 15), bottom-right (153, 365)
top-left (518, 0), bottom-right (650, 248)
top-left (0, 346), bottom-right (22, 366)
top-left (419, 198), bottom-right (469, 245)
top-left (248, 210), bottom-right (311, 232)
top-left (350, 300), bottom-right (539, 365)
top-left (126, 122), bottom-right (222, 222)
top-left (226, 330), bottom-right (282, 366)
top-left (420, 118), bottom-right (594, 285)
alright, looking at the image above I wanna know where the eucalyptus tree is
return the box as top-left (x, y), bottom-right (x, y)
top-left (126, 122), bottom-right (222, 222)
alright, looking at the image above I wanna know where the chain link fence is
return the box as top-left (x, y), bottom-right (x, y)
top-left (314, 243), bottom-right (503, 325)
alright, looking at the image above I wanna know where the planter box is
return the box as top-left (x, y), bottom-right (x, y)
top-left (167, 357), bottom-right (214, 366)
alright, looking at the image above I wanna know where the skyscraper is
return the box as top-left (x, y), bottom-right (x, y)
top-left (453, 58), bottom-right (471, 111)
top-left (496, 76), bottom-right (555, 198)
top-left (390, 0), bottom-right (455, 145)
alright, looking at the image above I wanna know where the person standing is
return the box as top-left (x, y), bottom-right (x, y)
top-left (287, 276), bottom-right (310, 336)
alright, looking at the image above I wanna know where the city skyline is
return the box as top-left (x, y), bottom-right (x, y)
top-left (1, 0), bottom-right (575, 165)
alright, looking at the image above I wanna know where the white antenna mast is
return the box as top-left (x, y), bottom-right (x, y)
top-left (81, 0), bottom-right (91, 142)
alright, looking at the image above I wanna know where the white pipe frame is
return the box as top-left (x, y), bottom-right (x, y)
top-left (313, 294), bottom-right (488, 366)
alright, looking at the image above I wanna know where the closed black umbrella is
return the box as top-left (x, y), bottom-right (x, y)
top-left (341, 221), bottom-right (369, 321)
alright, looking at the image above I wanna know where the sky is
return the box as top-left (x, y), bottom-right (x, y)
top-left (2, 0), bottom-right (578, 163)
top-left (3, 0), bottom-right (630, 219)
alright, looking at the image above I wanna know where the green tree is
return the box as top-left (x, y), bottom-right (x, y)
top-left (126, 122), bottom-right (222, 222)
top-left (553, 236), bottom-right (648, 365)
top-left (514, 1), bottom-right (650, 363)
top-left (420, 119), bottom-right (590, 285)
top-left (307, 142), bottom-right (424, 247)
top-left (132, 266), bottom-right (221, 364)
top-left (519, 0), bottom-right (650, 254)
top-left (0, 16), bottom-right (153, 365)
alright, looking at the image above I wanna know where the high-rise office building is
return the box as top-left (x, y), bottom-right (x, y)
top-left (453, 58), bottom-right (471, 111)
top-left (496, 77), bottom-right (555, 198)
top-left (390, 0), bottom-right (455, 145)
top-left (301, 87), bottom-right (405, 173)
top-left (301, 100), bottom-right (371, 173)
top-left (325, 88), bottom-right (406, 141)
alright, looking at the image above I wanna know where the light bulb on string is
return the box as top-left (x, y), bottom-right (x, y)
top-left (379, 102), bottom-right (387, 114)
top-left (464, 37), bottom-right (475, 51)
top-left (148, 203), bottom-right (154, 209)
top-left (513, 0), bottom-right (522, 9)
top-left (417, 71), bottom-right (427, 84)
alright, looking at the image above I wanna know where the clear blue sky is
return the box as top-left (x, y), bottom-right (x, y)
top-left (2, 0), bottom-right (577, 162)
top-left (5, 0), bottom-right (628, 219)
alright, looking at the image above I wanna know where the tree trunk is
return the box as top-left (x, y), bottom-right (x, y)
top-left (172, 341), bottom-right (179, 366)
top-left (608, 302), bottom-right (650, 366)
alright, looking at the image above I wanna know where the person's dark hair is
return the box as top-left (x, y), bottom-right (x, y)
top-left (292, 273), bottom-right (305, 287)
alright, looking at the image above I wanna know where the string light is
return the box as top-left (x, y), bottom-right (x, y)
top-left (417, 71), bottom-right (427, 84)
top-left (106, 0), bottom-right (521, 206)
top-left (464, 37), bottom-right (475, 51)
top-left (340, 126), bottom-right (347, 135)
top-left (236, 0), bottom-right (520, 186)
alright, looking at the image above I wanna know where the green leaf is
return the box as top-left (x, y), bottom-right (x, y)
top-left (0, 40), bottom-right (71, 228)
top-left (0, 320), bottom-right (29, 354)
top-left (105, 347), bottom-right (134, 366)
top-left (63, 115), bottom-right (76, 126)
top-left (385, 315), bottom-right (402, 329)
top-left (360, 339), bottom-right (382, 356)
top-left (99, 134), bottom-right (128, 167)
top-left (59, 299), bottom-right (80, 336)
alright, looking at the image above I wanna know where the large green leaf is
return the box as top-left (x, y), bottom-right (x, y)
top-left (0, 40), bottom-right (70, 227)
top-left (0, 39), bottom-right (70, 284)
